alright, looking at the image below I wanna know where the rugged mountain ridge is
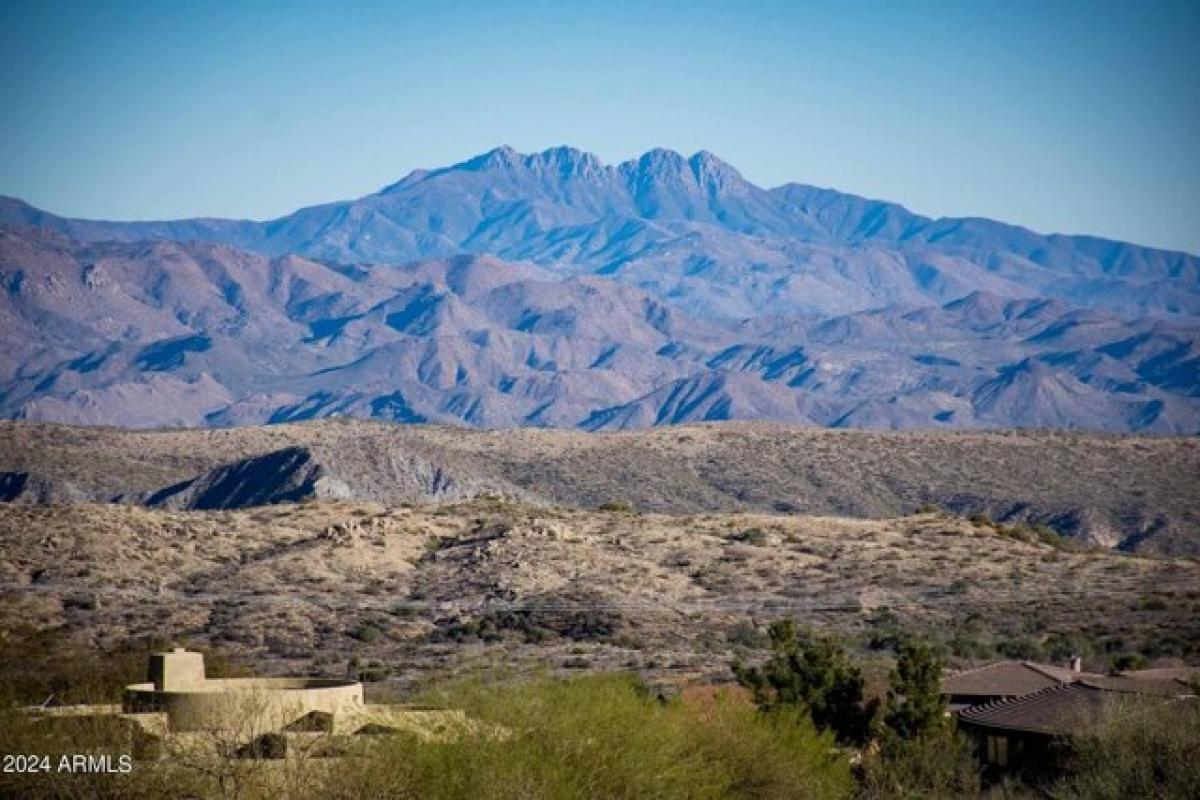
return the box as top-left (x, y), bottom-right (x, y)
top-left (3, 146), bottom-right (1198, 320)
top-left (2, 145), bottom-right (1197, 433)
top-left (1, 226), bottom-right (1197, 432)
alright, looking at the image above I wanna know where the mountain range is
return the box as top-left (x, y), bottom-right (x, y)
top-left (1, 146), bottom-right (1197, 431)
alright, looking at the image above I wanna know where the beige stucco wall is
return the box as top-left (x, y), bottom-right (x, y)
top-left (31, 651), bottom-right (477, 749)
top-left (148, 648), bottom-right (206, 691)
top-left (124, 677), bottom-right (364, 738)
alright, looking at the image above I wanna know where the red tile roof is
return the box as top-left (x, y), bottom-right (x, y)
top-left (940, 661), bottom-right (1086, 699)
top-left (957, 676), bottom-right (1192, 737)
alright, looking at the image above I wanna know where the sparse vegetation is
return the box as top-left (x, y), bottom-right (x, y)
top-left (4, 420), bottom-right (1198, 555)
top-left (6, 497), bottom-right (1194, 695)
top-left (730, 527), bottom-right (771, 546)
top-left (0, 626), bottom-right (246, 707)
top-left (596, 500), bottom-right (634, 513)
top-left (728, 619), bottom-right (770, 649)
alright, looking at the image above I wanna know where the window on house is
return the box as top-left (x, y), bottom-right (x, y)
top-left (986, 734), bottom-right (1009, 766)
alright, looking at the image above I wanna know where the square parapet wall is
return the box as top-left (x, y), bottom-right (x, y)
top-left (148, 648), bottom-right (207, 691)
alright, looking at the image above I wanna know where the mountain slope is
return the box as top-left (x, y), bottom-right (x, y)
top-left (2, 227), bottom-right (1197, 432)
top-left (2, 146), bottom-right (1197, 433)
top-left (4, 146), bottom-right (1197, 320)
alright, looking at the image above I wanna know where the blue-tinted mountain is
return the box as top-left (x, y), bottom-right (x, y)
top-left (1, 226), bottom-right (1196, 433)
top-left (3, 146), bottom-right (1197, 319)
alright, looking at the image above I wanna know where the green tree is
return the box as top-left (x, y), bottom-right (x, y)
top-left (733, 618), bottom-right (875, 744)
top-left (862, 638), bottom-right (982, 799)
top-left (882, 640), bottom-right (947, 740)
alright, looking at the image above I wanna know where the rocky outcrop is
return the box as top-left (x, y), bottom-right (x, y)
top-left (0, 471), bottom-right (90, 505)
top-left (142, 444), bottom-right (522, 511)
top-left (145, 447), bottom-right (346, 510)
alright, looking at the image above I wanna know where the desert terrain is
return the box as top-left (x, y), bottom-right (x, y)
top-left (2, 495), bottom-right (1197, 695)
top-left (3, 418), bottom-right (1197, 697)
top-left (2, 419), bottom-right (1198, 552)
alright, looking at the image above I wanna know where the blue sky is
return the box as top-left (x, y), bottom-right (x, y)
top-left (2, 0), bottom-right (1198, 253)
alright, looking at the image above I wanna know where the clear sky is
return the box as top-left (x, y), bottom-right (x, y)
top-left (2, 0), bottom-right (1198, 254)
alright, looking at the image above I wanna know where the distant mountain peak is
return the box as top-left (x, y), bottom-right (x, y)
top-left (3, 144), bottom-right (1198, 325)
top-left (688, 149), bottom-right (738, 174)
top-left (450, 145), bottom-right (746, 182)
top-left (462, 145), bottom-right (522, 171)
top-left (535, 145), bottom-right (593, 163)
top-left (688, 150), bottom-right (747, 192)
top-left (525, 146), bottom-right (604, 178)
top-left (623, 148), bottom-right (691, 177)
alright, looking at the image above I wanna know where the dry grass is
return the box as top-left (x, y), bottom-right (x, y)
top-left (2, 499), bottom-right (1196, 693)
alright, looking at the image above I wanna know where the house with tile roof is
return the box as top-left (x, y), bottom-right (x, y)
top-left (939, 659), bottom-right (1088, 712)
top-left (952, 670), bottom-right (1197, 773)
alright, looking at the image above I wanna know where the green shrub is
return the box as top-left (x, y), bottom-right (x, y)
top-left (946, 578), bottom-right (971, 595)
top-left (1137, 596), bottom-right (1168, 612)
top-left (321, 673), bottom-right (853, 800)
top-left (1042, 631), bottom-right (1099, 664)
top-left (734, 619), bottom-right (876, 744)
top-left (865, 609), bottom-right (907, 653)
top-left (690, 701), bottom-right (855, 800)
top-left (945, 616), bottom-right (997, 660)
top-left (1108, 652), bottom-right (1149, 672)
top-left (858, 729), bottom-right (981, 799)
top-left (728, 619), bottom-right (769, 649)
top-left (996, 635), bottom-right (1047, 661)
top-left (389, 601), bottom-right (424, 619)
top-left (1050, 699), bottom-right (1200, 799)
top-left (349, 622), bottom-right (384, 643)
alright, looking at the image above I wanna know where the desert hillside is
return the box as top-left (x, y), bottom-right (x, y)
top-left (2, 499), bottom-right (1197, 693)
top-left (1, 419), bottom-right (1197, 553)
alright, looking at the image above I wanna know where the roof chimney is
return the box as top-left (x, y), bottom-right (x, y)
top-left (1070, 655), bottom-right (1083, 674)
